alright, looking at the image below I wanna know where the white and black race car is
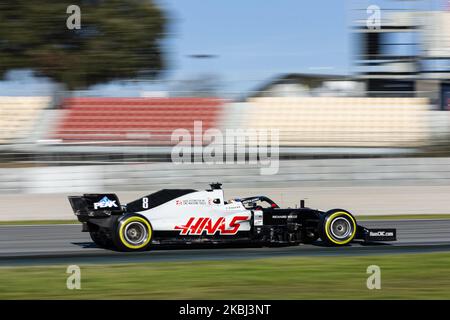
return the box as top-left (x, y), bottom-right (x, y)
top-left (68, 183), bottom-right (396, 251)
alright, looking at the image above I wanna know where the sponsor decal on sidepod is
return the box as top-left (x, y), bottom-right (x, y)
top-left (175, 216), bottom-right (249, 235)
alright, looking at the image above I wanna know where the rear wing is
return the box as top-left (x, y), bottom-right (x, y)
top-left (68, 194), bottom-right (123, 216)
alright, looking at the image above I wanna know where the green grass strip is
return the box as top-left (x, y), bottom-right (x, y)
top-left (2, 252), bottom-right (450, 299)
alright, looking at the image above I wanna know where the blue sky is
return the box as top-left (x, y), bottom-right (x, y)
top-left (162, 0), bottom-right (351, 80)
top-left (0, 0), bottom-right (447, 97)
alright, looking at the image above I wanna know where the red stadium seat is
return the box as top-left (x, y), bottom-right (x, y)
top-left (52, 97), bottom-right (225, 145)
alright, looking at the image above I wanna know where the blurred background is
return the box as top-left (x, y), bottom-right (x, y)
top-left (1, 0), bottom-right (450, 219)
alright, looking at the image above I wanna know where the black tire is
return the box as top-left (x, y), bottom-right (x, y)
top-left (319, 209), bottom-right (357, 246)
top-left (112, 214), bottom-right (153, 252)
top-left (89, 230), bottom-right (113, 249)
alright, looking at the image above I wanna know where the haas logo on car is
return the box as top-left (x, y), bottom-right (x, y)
top-left (175, 216), bottom-right (249, 235)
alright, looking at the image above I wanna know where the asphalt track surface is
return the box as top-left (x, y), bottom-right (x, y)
top-left (1, 219), bottom-right (450, 265)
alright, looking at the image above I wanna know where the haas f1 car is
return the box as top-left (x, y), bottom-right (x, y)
top-left (68, 183), bottom-right (396, 251)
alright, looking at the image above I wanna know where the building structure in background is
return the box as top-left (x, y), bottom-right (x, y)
top-left (246, 74), bottom-right (365, 99)
top-left (353, 1), bottom-right (450, 108)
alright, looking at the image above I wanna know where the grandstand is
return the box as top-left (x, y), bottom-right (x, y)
top-left (48, 96), bottom-right (431, 148)
top-left (0, 96), bottom-right (51, 144)
top-left (51, 97), bottom-right (224, 145)
top-left (0, 94), bottom-right (444, 162)
top-left (240, 97), bottom-right (431, 147)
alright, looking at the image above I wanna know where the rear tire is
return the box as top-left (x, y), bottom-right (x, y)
top-left (319, 209), bottom-right (357, 246)
top-left (113, 214), bottom-right (153, 252)
top-left (89, 230), bottom-right (113, 249)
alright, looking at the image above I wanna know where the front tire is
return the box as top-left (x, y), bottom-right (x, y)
top-left (319, 209), bottom-right (357, 246)
top-left (113, 215), bottom-right (153, 252)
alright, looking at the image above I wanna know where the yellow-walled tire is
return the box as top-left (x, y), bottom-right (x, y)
top-left (113, 215), bottom-right (153, 252)
top-left (319, 209), bottom-right (357, 246)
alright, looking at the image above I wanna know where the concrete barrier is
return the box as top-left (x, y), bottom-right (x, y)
top-left (0, 185), bottom-right (449, 221)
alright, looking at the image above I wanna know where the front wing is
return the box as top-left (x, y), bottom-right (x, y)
top-left (356, 226), bottom-right (397, 242)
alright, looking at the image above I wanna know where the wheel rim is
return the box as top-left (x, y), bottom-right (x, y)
top-left (124, 221), bottom-right (148, 246)
top-left (329, 217), bottom-right (352, 240)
